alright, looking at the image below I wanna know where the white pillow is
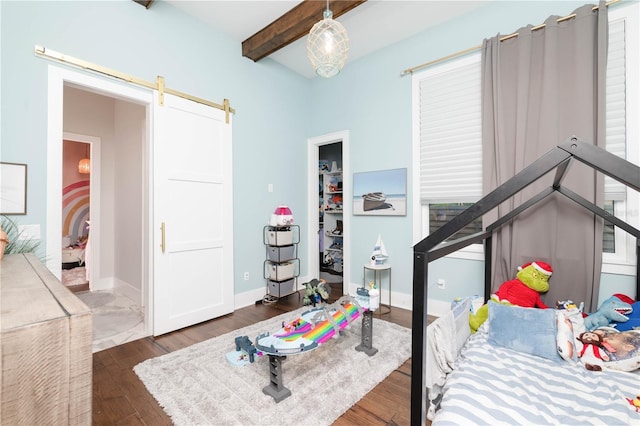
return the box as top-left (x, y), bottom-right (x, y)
top-left (451, 297), bottom-right (471, 354)
top-left (556, 311), bottom-right (576, 361)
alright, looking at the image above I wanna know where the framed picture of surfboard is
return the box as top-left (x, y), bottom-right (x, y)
top-left (353, 168), bottom-right (406, 216)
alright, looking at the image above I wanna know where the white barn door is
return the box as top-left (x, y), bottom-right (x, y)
top-left (153, 92), bottom-right (234, 335)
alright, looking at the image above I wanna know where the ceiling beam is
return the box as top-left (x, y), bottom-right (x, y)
top-left (242, 0), bottom-right (367, 62)
top-left (132, 0), bottom-right (154, 9)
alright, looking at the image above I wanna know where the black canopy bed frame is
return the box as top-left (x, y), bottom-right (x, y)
top-left (411, 136), bottom-right (640, 425)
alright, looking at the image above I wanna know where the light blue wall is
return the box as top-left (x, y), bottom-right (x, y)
top-left (1, 0), bottom-right (635, 304)
top-left (0, 0), bottom-right (310, 296)
top-left (308, 0), bottom-right (637, 305)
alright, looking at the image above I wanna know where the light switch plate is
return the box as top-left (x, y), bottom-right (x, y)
top-left (18, 224), bottom-right (41, 240)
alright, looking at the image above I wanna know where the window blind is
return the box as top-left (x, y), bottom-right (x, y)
top-left (418, 54), bottom-right (482, 204)
top-left (605, 18), bottom-right (627, 200)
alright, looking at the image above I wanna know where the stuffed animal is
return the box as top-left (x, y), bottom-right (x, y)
top-left (625, 394), bottom-right (640, 412)
top-left (577, 331), bottom-right (610, 371)
top-left (303, 278), bottom-right (331, 306)
top-left (583, 296), bottom-right (632, 331)
top-left (609, 294), bottom-right (639, 331)
top-left (469, 261), bottom-right (553, 333)
top-left (492, 261), bottom-right (552, 308)
top-left (577, 328), bottom-right (640, 372)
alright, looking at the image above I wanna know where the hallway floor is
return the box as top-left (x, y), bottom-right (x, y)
top-left (75, 289), bottom-right (147, 353)
top-left (62, 265), bottom-right (90, 292)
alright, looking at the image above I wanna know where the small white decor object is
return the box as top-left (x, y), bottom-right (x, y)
top-left (269, 205), bottom-right (294, 227)
top-left (370, 234), bottom-right (389, 266)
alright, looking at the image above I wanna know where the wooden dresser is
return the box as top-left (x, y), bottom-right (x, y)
top-left (1, 253), bottom-right (92, 425)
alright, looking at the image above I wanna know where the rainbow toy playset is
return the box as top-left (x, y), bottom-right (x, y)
top-left (255, 297), bottom-right (363, 356)
top-left (227, 293), bottom-right (379, 403)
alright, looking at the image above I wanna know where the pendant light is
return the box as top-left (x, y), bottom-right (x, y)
top-left (307, 0), bottom-right (349, 78)
top-left (78, 144), bottom-right (90, 174)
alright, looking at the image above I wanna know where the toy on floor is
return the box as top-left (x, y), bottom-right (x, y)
top-left (584, 295), bottom-right (632, 331)
top-left (302, 278), bottom-right (331, 306)
top-left (469, 261), bottom-right (552, 332)
top-left (356, 282), bottom-right (379, 311)
top-left (255, 297), bottom-right (363, 355)
top-left (253, 295), bottom-right (378, 403)
top-left (225, 335), bottom-right (262, 366)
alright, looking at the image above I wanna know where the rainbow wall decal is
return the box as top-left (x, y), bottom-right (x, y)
top-left (62, 180), bottom-right (90, 244)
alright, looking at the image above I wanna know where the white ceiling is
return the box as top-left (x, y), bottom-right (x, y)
top-left (163, 0), bottom-right (491, 79)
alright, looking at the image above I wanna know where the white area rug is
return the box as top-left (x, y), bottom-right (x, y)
top-left (134, 306), bottom-right (411, 425)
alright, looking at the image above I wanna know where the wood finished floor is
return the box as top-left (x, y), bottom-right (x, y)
top-left (92, 290), bottom-right (432, 425)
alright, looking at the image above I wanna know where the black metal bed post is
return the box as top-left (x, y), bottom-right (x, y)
top-left (411, 251), bottom-right (428, 425)
top-left (484, 235), bottom-right (493, 302)
top-left (636, 238), bottom-right (640, 299)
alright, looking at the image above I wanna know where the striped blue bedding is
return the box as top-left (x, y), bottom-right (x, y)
top-left (432, 324), bottom-right (640, 425)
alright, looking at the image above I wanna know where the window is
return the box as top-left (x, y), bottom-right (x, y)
top-left (412, 53), bottom-right (483, 259)
top-left (412, 2), bottom-right (639, 271)
top-left (601, 4), bottom-right (639, 274)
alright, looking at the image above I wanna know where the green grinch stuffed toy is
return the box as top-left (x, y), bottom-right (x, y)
top-left (469, 261), bottom-right (553, 332)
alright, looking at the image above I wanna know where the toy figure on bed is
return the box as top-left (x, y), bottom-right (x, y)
top-left (577, 331), bottom-right (611, 371)
top-left (577, 328), bottom-right (640, 372)
top-left (469, 261), bottom-right (552, 333)
top-left (626, 394), bottom-right (640, 412)
top-left (610, 294), bottom-right (640, 331)
top-left (583, 294), bottom-right (633, 331)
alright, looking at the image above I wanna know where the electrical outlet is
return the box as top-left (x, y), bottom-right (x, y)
top-left (243, 272), bottom-right (250, 281)
top-left (437, 278), bottom-right (445, 289)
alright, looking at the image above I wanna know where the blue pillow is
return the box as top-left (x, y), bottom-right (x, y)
top-left (487, 301), bottom-right (561, 361)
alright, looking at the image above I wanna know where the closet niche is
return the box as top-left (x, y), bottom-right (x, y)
top-left (319, 142), bottom-right (343, 295)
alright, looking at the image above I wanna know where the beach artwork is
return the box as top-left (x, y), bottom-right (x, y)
top-left (353, 168), bottom-right (406, 216)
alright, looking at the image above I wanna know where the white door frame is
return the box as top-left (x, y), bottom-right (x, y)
top-left (47, 65), bottom-right (153, 333)
top-left (62, 132), bottom-right (101, 291)
top-left (307, 130), bottom-right (350, 296)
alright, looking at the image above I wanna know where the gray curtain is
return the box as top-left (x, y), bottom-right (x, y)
top-left (481, 2), bottom-right (607, 311)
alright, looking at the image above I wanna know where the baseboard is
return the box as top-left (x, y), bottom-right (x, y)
top-left (113, 278), bottom-right (142, 305)
top-left (234, 280), bottom-right (450, 317)
top-left (233, 275), bottom-right (315, 309)
top-left (345, 281), bottom-right (414, 311)
top-left (346, 281), bottom-right (450, 317)
top-left (90, 276), bottom-right (113, 291)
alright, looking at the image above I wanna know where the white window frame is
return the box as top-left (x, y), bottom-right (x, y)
top-left (602, 2), bottom-right (639, 275)
top-left (412, 2), bottom-right (639, 270)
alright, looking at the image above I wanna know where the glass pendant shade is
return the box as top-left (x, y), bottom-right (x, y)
top-left (307, 9), bottom-right (349, 78)
top-left (78, 158), bottom-right (90, 174)
top-left (78, 144), bottom-right (90, 174)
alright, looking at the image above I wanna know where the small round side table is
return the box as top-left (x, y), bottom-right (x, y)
top-left (362, 263), bottom-right (391, 314)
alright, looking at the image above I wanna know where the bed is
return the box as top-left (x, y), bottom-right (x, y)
top-left (411, 137), bottom-right (640, 424)
top-left (427, 298), bottom-right (640, 425)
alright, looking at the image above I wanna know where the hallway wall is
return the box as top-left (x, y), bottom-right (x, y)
top-left (63, 86), bottom-right (144, 299)
top-left (62, 140), bottom-right (90, 245)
